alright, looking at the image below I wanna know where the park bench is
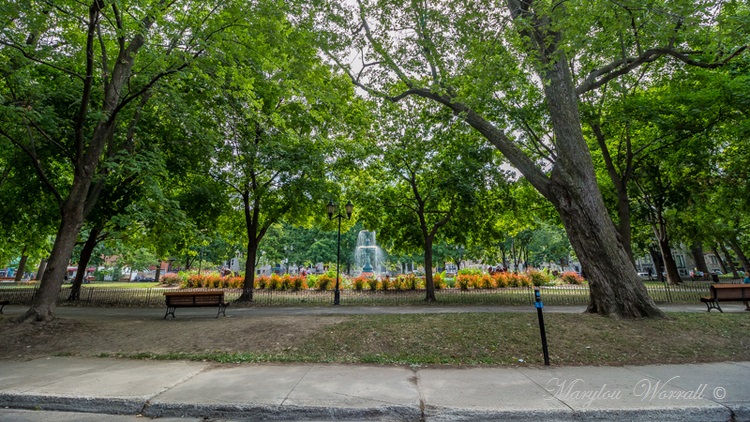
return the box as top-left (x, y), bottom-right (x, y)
top-left (700, 284), bottom-right (750, 313)
top-left (163, 291), bottom-right (228, 319)
top-left (0, 300), bottom-right (8, 314)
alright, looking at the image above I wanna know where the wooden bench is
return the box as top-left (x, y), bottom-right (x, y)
top-left (163, 291), bottom-right (228, 319)
top-left (700, 284), bottom-right (750, 313)
top-left (0, 300), bottom-right (8, 314)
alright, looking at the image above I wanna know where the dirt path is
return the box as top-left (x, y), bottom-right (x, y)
top-left (1, 306), bottom-right (344, 361)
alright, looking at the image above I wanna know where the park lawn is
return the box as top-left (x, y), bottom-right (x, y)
top-left (127, 312), bottom-right (750, 367)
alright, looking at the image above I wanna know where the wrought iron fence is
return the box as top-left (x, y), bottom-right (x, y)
top-left (1, 280), bottom-right (737, 309)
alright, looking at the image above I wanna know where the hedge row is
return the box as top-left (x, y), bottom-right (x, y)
top-left (165, 269), bottom-right (585, 291)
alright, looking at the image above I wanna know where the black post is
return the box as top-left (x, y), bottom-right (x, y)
top-left (534, 288), bottom-right (550, 366)
top-left (328, 200), bottom-right (352, 305)
top-left (334, 214), bottom-right (342, 305)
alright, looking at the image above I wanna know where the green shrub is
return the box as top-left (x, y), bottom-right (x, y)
top-left (162, 273), bottom-right (181, 286)
top-left (455, 274), bottom-right (474, 290)
top-left (457, 268), bottom-right (482, 276)
top-left (392, 276), bottom-right (406, 291)
top-left (560, 271), bottom-right (585, 285)
top-left (433, 272), bottom-right (444, 290)
top-left (227, 276), bottom-right (244, 289)
top-left (290, 275), bottom-right (307, 291)
top-left (317, 274), bottom-right (334, 291)
top-left (255, 275), bottom-right (270, 289)
top-left (352, 275), bottom-right (368, 291)
top-left (527, 269), bottom-right (553, 287)
top-left (380, 277), bottom-right (390, 291)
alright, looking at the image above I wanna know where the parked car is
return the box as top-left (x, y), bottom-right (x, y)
top-left (637, 271), bottom-right (651, 280)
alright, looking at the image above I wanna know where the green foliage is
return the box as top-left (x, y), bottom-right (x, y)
top-left (559, 271), bottom-right (585, 285)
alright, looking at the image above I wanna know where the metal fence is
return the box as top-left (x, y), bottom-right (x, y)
top-left (1, 280), bottom-right (739, 308)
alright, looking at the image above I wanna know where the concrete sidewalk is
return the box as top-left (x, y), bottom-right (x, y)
top-left (0, 357), bottom-right (748, 421)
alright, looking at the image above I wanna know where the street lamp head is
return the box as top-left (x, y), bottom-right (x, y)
top-left (326, 200), bottom-right (335, 220)
top-left (345, 200), bottom-right (354, 219)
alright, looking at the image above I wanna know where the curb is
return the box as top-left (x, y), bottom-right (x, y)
top-left (142, 402), bottom-right (421, 421)
top-left (0, 393), bottom-right (146, 415)
top-left (2, 393), bottom-right (745, 422)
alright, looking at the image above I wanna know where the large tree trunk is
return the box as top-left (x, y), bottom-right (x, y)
top-left (154, 264), bottom-right (162, 284)
top-left (68, 227), bottom-right (100, 301)
top-left (547, 182), bottom-right (663, 317)
top-left (529, 49), bottom-right (663, 317)
top-left (18, 198), bottom-right (86, 322)
top-left (430, 79), bottom-right (664, 316)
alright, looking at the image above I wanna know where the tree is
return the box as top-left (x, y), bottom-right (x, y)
top-left (312, 0), bottom-right (748, 317)
top-left (0, 147), bottom-right (58, 280)
top-left (358, 100), bottom-right (503, 301)
top-left (196, 12), bottom-right (357, 301)
top-left (1, 1), bottom-right (249, 321)
top-left (67, 141), bottom-right (174, 299)
top-left (633, 160), bottom-right (684, 285)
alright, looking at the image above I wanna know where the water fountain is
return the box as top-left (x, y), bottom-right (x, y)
top-left (354, 230), bottom-right (385, 277)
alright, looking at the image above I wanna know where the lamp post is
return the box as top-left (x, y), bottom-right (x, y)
top-left (327, 199), bottom-right (353, 305)
top-left (284, 245), bottom-right (294, 274)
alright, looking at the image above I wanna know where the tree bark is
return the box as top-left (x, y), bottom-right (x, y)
top-left (720, 243), bottom-right (740, 278)
top-left (35, 258), bottom-right (47, 282)
top-left (423, 236), bottom-right (436, 302)
top-left (712, 245), bottom-right (728, 274)
top-left (648, 205), bottom-right (681, 285)
top-left (547, 183), bottom-right (663, 316)
top-left (657, 237), bottom-right (682, 285)
top-left (728, 237), bottom-right (750, 275)
top-left (14, 250), bottom-right (28, 282)
top-left (68, 227), bottom-right (100, 301)
top-left (649, 246), bottom-right (665, 282)
top-left (18, 197), bottom-right (86, 321)
top-left (690, 242), bottom-right (708, 280)
top-left (155, 264), bottom-right (162, 284)
top-left (238, 191), bottom-right (268, 302)
top-left (239, 241), bottom-right (258, 302)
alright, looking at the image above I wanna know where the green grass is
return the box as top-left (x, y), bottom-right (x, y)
top-left (63, 281), bottom-right (162, 289)
top-left (114, 312), bottom-right (750, 367)
top-left (2, 281), bottom-right (162, 289)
